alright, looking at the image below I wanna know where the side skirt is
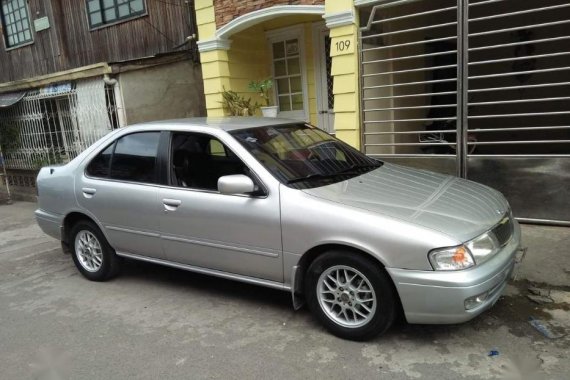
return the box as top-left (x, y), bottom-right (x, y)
top-left (116, 251), bottom-right (291, 292)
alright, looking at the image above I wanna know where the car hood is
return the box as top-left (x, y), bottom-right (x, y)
top-left (302, 163), bottom-right (509, 243)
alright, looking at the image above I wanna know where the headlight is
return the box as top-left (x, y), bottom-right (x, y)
top-left (429, 231), bottom-right (501, 271)
top-left (429, 246), bottom-right (474, 271)
top-left (465, 232), bottom-right (500, 265)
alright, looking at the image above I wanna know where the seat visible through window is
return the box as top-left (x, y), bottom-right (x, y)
top-left (171, 133), bottom-right (248, 191)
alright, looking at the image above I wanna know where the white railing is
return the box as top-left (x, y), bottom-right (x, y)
top-left (0, 77), bottom-right (118, 170)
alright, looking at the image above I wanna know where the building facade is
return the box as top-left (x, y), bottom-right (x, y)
top-left (194, 0), bottom-right (570, 224)
top-left (0, 0), bottom-right (205, 200)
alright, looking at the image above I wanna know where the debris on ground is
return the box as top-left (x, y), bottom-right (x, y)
top-left (488, 349), bottom-right (500, 357)
top-left (549, 290), bottom-right (570, 304)
top-left (528, 317), bottom-right (566, 339)
top-left (528, 286), bottom-right (551, 297)
top-left (527, 286), bottom-right (554, 304)
top-left (527, 294), bottom-right (554, 304)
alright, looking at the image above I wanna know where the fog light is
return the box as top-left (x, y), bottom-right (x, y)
top-left (464, 292), bottom-right (489, 310)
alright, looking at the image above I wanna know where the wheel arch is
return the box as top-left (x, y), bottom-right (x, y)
top-left (292, 243), bottom-right (404, 319)
top-left (294, 243), bottom-right (388, 296)
top-left (62, 211), bottom-right (106, 245)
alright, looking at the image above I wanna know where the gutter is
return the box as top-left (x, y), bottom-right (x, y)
top-left (103, 74), bottom-right (127, 128)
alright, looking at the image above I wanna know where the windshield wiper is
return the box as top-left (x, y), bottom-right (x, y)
top-left (337, 162), bottom-right (382, 174)
top-left (286, 172), bottom-right (351, 185)
top-left (287, 163), bottom-right (382, 185)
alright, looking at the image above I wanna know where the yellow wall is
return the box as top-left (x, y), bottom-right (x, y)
top-left (326, 0), bottom-right (361, 148)
top-left (223, 17), bottom-right (320, 125)
top-left (196, 1), bottom-right (361, 148)
top-left (227, 24), bottom-right (270, 111)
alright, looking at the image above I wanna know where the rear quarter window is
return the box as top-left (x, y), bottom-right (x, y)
top-left (86, 143), bottom-right (114, 178)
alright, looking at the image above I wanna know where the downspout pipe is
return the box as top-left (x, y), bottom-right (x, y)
top-left (103, 74), bottom-right (127, 128)
top-left (0, 146), bottom-right (12, 204)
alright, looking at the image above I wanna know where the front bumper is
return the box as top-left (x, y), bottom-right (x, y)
top-left (387, 220), bottom-right (521, 324)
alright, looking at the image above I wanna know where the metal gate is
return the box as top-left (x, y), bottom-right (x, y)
top-left (359, 0), bottom-right (570, 224)
top-left (0, 78), bottom-right (119, 171)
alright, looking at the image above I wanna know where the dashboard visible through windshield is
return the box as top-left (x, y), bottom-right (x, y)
top-left (230, 124), bottom-right (382, 189)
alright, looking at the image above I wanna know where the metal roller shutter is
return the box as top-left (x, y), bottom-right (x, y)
top-left (359, 0), bottom-right (570, 224)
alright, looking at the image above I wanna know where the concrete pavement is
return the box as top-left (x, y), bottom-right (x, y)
top-left (0, 201), bottom-right (568, 379)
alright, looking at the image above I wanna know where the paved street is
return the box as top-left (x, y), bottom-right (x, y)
top-left (1, 201), bottom-right (569, 380)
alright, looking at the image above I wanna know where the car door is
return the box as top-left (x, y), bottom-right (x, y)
top-left (77, 131), bottom-right (165, 259)
top-left (158, 131), bottom-right (283, 282)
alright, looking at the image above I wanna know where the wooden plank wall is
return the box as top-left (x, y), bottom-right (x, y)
top-left (0, 0), bottom-right (193, 83)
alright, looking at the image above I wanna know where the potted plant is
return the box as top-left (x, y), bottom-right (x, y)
top-left (248, 79), bottom-right (278, 117)
top-left (220, 87), bottom-right (259, 116)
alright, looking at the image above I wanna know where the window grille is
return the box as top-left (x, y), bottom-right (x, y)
top-left (0, 78), bottom-right (119, 170)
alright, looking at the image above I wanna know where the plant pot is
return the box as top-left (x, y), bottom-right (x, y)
top-left (261, 106), bottom-right (279, 118)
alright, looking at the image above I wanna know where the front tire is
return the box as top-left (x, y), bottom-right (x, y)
top-left (70, 220), bottom-right (121, 281)
top-left (305, 251), bottom-right (397, 341)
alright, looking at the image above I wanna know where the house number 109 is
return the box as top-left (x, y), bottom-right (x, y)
top-left (335, 40), bottom-right (351, 51)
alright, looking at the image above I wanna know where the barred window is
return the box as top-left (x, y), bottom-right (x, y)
top-left (86, 0), bottom-right (145, 29)
top-left (0, 0), bottom-right (32, 48)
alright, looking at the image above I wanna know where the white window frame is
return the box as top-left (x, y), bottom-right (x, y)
top-left (266, 25), bottom-right (309, 122)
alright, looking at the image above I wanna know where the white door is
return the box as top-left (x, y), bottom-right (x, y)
top-left (314, 25), bottom-right (334, 133)
top-left (267, 26), bottom-right (309, 121)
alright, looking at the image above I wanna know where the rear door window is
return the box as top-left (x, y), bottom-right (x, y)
top-left (110, 132), bottom-right (161, 183)
top-left (86, 132), bottom-right (161, 184)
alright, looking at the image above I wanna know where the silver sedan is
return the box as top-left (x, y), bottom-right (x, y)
top-left (35, 118), bottom-right (521, 340)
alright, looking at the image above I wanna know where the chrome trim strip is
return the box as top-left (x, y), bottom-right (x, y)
top-left (160, 235), bottom-right (280, 258)
top-left (468, 19), bottom-right (570, 38)
top-left (115, 251), bottom-right (290, 291)
top-left (362, 35), bottom-right (457, 52)
top-left (516, 218), bottom-right (570, 227)
top-left (363, 90), bottom-right (457, 101)
top-left (362, 50), bottom-right (457, 65)
top-left (362, 63), bottom-right (457, 77)
top-left (468, 81), bottom-right (570, 93)
top-left (362, 21), bottom-right (457, 39)
top-left (466, 154), bottom-right (570, 158)
top-left (469, 35), bottom-right (570, 52)
top-left (364, 116), bottom-right (458, 124)
top-left (364, 77), bottom-right (457, 90)
top-left (365, 126), bottom-right (570, 135)
top-left (469, 3), bottom-right (570, 23)
top-left (105, 225), bottom-right (160, 238)
top-left (370, 5), bottom-right (456, 26)
top-left (468, 0), bottom-right (508, 7)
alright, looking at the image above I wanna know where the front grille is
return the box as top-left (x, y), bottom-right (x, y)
top-left (492, 216), bottom-right (513, 247)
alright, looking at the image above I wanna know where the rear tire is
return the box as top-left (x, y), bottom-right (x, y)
top-left (70, 220), bottom-right (121, 281)
top-left (305, 250), bottom-right (397, 341)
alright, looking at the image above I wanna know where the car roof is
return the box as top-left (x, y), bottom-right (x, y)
top-left (125, 117), bottom-right (302, 132)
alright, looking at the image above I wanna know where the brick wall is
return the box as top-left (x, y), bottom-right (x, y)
top-left (213, 0), bottom-right (324, 27)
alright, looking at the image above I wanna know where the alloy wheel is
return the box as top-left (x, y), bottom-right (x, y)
top-left (74, 230), bottom-right (103, 273)
top-left (316, 265), bottom-right (377, 328)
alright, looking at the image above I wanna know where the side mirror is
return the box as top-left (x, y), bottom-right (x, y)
top-left (218, 174), bottom-right (255, 195)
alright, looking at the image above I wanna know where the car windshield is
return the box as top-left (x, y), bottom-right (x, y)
top-left (230, 123), bottom-right (382, 189)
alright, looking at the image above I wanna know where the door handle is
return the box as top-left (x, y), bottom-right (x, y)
top-left (162, 198), bottom-right (182, 211)
top-left (82, 188), bottom-right (96, 198)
